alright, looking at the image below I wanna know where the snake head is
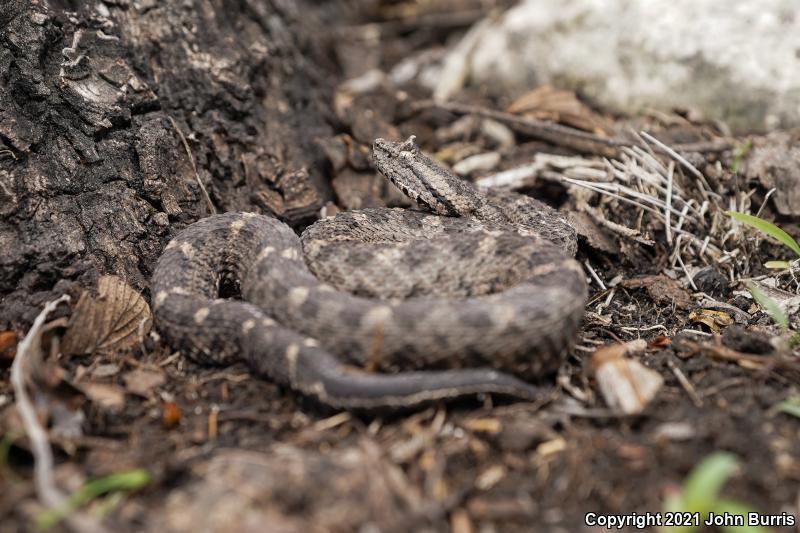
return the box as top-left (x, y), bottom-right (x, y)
top-left (373, 136), bottom-right (478, 217)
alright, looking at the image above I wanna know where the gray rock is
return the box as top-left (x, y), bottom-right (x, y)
top-left (435, 0), bottom-right (800, 132)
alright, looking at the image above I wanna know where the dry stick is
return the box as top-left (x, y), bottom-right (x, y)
top-left (573, 179), bottom-right (699, 223)
top-left (666, 358), bottom-right (703, 407)
top-left (12, 296), bottom-right (107, 533)
top-left (566, 176), bottom-right (722, 259)
top-left (754, 187), bottom-right (777, 218)
top-left (566, 178), bottom-right (705, 234)
top-left (640, 131), bottom-right (721, 202)
top-left (168, 115), bottom-right (216, 215)
top-left (12, 295), bottom-right (71, 511)
top-left (628, 147), bottom-right (700, 219)
top-left (664, 161), bottom-right (675, 244)
top-left (584, 260), bottom-right (607, 290)
top-left (564, 178), bottom-right (662, 217)
top-left (411, 100), bottom-right (627, 157)
top-left (676, 253), bottom-right (698, 291)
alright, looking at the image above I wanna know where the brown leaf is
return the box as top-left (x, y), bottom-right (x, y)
top-left (594, 355), bottom-right (664, 415)
top-left (506, 85), bottom-right (612, 134)
top-left (649, 335), bottom-right (672, 349)
top-left (689, 309), bottom-right (733, 334)
top-left (80, 383), bottom-right (125, 411)
top-left (567, 212), bottom-right (619, 254)
top-left (123, 368), bottom-right (166, 396)
top-left (62, 276), bottom-right (152, 355)
top-left (620, 275), bottom-right (693, 310)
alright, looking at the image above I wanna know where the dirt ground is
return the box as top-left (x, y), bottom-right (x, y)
top-left (2, 1), bottom-right (800, 532)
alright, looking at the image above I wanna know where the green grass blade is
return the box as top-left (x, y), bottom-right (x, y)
top-left (777, 397), bottom-right (800, 418)
top-left (747, 282), bottom-right (789, 332)
top-left (764, 260), bottom-right (792, 270)
top-left (36, 469), bottom-right (151, 529)
top-left (662, 489), bottom-right (699, 533)
top-left (716, 499), bottom-right (773, 533)
top-left (682, 453), bottom-right (739, 515)
top-left (726, 211), bottom-right (800, 257)
top-left (730, 139), bottom-right (752, 174)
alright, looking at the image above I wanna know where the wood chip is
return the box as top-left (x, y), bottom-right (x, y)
top-left (475, 465), bottom-right (506, 490)
top-left (62, 276), bottom-right (152, 355)
top-left (592, 341), bottom-right (663, 415)
top-left (463, 418), bottom-right (502, 435)
top-left (80, 383), bottom-right (125, 411)
top-left (452, 151), bottom-right (501, 176)
top-left (450, 508), bottom-right (474, 533)
top-left (535, 437), bottom-right (567, 457)
top-left (123, 368), bottom-right (166, 396)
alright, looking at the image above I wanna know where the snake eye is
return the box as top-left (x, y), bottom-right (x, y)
top-left (399, 151), bottom-right (414, 163)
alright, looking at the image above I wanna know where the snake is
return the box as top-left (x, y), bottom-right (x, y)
top-left (151, 136), bottom-right (588, 409)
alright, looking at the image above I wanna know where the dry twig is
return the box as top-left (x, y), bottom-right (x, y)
top-left (12, 295), bottom-right (108, 533)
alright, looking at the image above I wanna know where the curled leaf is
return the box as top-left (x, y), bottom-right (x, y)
top-left (689, 309), bottom-right (733, 334)
top-left (62, 276), bottom-right (152, 355)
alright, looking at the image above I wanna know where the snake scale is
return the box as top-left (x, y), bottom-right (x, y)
top-left (151, 136), bottom-right (588, 409)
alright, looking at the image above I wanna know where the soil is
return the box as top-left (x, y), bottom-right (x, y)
top-left (2, 1), bottom-right (799, 532)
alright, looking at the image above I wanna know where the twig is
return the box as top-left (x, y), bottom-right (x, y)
top-left (664, 161), bottom-right (674, 244)
top-left (12, 297), bottom-right (108, 532)
top-left (12, 295), bottom-right (70, 511)
top-left (411, 100), bottom-right (627, 157)
top-left (674, 245), bottom-right (698, 291)
top-left (666, 358), bottom-right (703, 407)
top-left (584, 260), bottom-right (607, 290)
top-left (640, 131), bottom-right (720, 201)
top-left (754, 187), bottom-right (776, 219)
top-left (168, 115), bottom-right (216, 215)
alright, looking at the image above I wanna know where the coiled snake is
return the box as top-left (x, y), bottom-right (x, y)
top-left (151, 136), bottom-right (587, 409)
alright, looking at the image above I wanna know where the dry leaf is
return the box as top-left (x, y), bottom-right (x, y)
top-left (649, 335), bottom-right (672, 349)
top-left (123, 368), bottom-right (166, 396)
top-left (593, 342), bottom-right (663, 415)
top-left (689, 309), bottom-right (733, 334)
top-left (620, 275), bottom-right (693, 310)
top-left (80, 383), bottom-right (125, 410)
top-left (591, 339), bottom-right (647, 368)
top-left (506, 85), bottom-right (611, 134)
top-left (62, 276), bottom-right (152, 355)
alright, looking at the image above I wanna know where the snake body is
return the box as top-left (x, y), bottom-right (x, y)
top-left (151, 137), bottom-right (587, 409)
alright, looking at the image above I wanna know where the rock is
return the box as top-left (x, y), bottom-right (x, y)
top-left (745, 132), bottom-right (800, 217)
top-left (434, 0), bottom-right (800, 132)
top-left (692, 267), bottom-right (730, 297)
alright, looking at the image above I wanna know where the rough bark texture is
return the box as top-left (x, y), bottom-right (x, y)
top-left (1, 0), bottom-right (335, 328)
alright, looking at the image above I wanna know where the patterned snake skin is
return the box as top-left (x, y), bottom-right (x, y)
top-left (151, 136), bottom-right (587, 409)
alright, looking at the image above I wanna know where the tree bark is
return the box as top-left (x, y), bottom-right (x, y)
top-left (1, 0), bottom-right (336, 328)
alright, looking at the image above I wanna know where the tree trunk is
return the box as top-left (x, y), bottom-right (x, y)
top-left (1, 0), bottom-right (336, 328)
